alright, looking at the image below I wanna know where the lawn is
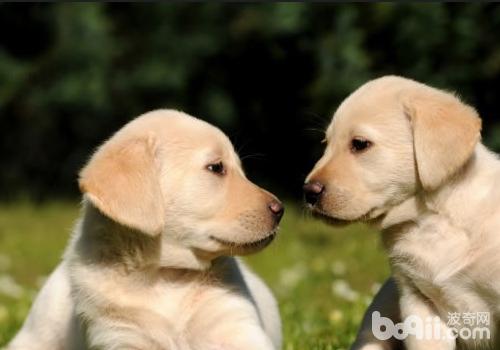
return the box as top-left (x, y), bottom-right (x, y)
top-left (0, 201), bottom-right (390, 349)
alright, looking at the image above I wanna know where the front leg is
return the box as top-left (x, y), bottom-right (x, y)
top-left (399, 283), bottom-right (455, 350)
top-left (188, 299), bottom-right (276, 350)
top-left (80, 304), bottom-right (184, 350)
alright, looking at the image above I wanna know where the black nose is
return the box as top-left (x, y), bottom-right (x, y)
top-left (268, 200), bottom-right (284, 222)
top-left (303, 181), bottom-right (324, 206)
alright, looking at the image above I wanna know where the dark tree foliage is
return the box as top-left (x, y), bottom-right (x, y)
top-left (1, 3), bottom-right (499, 200)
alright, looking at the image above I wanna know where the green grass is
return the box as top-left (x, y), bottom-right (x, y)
top-left (0, 201), bottom-right (389, 349)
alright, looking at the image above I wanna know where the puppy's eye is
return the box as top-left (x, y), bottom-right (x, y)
top-left (206, 161), bottom-right (225, 175)
top-left (351, 137), bottom-right (372, 153)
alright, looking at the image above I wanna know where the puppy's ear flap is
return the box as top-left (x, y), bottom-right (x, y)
top-left (404, 88), bottom-right (481, 191)
top-left (79, 135), bottom-right (165, 235)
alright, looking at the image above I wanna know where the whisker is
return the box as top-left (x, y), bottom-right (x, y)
top-left (300, 111), bottom-right (331, 129)
top-left (235, 139), bottom-right (251, 156)
top-left (304, 127), bottom-right (327, 136)
top-left (240, 153), bottom-right (266, 161)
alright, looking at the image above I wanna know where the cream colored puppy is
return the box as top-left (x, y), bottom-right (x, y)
top-left (9, 110), bottom-right (283, 350)
top-left (304, 76), bottom-right (500, 350)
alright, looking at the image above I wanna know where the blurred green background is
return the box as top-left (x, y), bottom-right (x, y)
top-left (1, 3), bottom-right (500, 200)
top-left (1, 3), bottom-right (500, 349)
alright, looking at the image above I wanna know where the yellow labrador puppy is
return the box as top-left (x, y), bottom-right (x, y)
top-left (305, 76), bottom-right (500, 350)
top-left (9, 110), bottom-right (283, 350)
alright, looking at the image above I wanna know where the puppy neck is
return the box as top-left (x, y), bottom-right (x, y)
top-left (158, 241), bottom-right (212, 271)
top-left (376, 195), bottom-right (426, 231)
top-left (72, 201), bottom-right (212, 272)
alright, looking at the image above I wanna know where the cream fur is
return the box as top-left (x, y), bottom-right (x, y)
top-left (8, 110), bottom-right (282, 350)
top-left (307, 76), bottom-right (500, 350)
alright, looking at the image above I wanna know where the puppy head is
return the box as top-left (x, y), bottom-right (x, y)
top-left (79, 110), bottom-right (283, 265)
top-left (305, 76), bottom-right (481, 224)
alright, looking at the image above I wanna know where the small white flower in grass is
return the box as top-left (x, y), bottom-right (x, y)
top-left (0, 274), bottom-right (24, 299)
top-left (332, 279), bottom-right (359, 302)
top-left (279, 263), bottom-right (307, 289)
top-left (330, 260), bottom-right (346, 275)
top-left (0, 254), bottom-right (11, 271)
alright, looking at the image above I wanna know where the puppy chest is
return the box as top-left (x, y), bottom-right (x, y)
top-left (152, 282), bottom-right (259, 331)
top-left (389, 221), bottom-right (499, 319)
top-left (390, 229), bottom-right (469, 281)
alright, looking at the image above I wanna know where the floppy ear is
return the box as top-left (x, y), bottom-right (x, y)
top-left (404, 87), bottom-right (482, 191)
top-left (78, 135), bottom-right (165, 235)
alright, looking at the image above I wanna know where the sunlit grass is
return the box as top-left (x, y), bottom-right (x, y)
top-left (0, 201), bottom-right (389, 349)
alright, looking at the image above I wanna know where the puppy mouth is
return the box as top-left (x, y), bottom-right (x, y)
top-left (310, 205), bottom-right (383, 227)
top-left (210, 229), bottom-right (277, 254)
top-left (311, 209), bottom-right (352, 226)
